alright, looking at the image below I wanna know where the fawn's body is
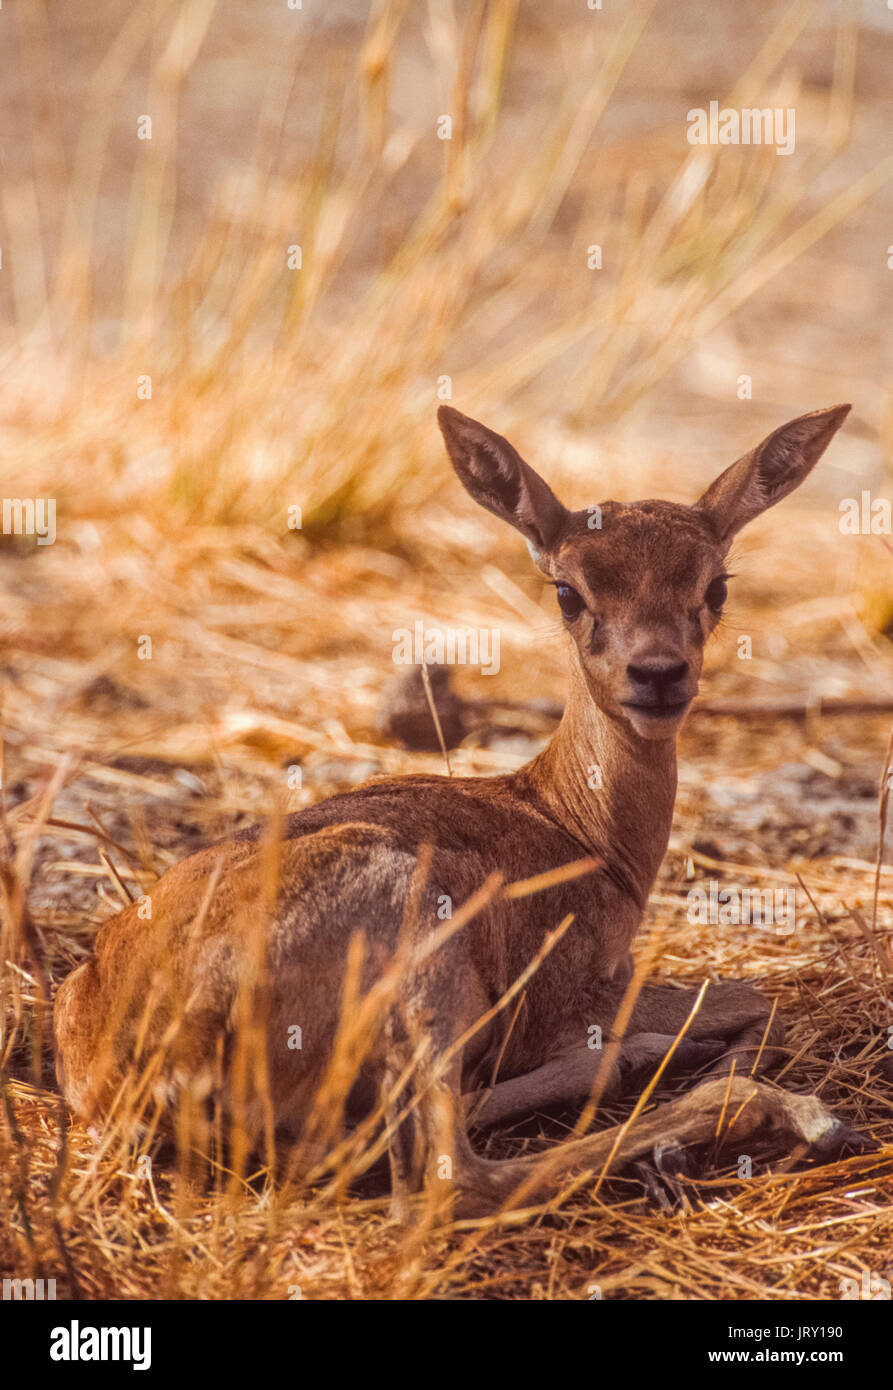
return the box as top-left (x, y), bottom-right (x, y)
top-left (55, 402), bottom-right (860, 1215)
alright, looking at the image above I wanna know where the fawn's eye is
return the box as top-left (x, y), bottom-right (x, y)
top-left (705, 575), bottom-right (728, 612)
top-left (555, 583), bottom-right (585, 620)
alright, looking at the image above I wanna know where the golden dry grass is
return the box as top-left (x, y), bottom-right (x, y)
top-left (1, 0), bottom-right (893, 1301)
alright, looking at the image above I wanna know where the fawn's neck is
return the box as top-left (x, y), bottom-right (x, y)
top-left (519, 653), bottom-right (678, 905)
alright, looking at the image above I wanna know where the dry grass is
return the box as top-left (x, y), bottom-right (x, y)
top-left (1, 0), bottom-right (893, 1300)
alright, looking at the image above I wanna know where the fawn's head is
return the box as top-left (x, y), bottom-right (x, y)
top-left (439, 403), bottom-right (850, 741)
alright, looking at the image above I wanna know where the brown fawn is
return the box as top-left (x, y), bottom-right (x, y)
top-left (54, 401), bottom-right (861, 1217)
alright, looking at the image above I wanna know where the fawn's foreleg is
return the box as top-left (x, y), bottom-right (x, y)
top-left (466, 1032), bottom-right (725, 1129)
top-left (466, 974), bottom-right (783, 1130)
top-left (625, 978), bottom-right (785, 1077)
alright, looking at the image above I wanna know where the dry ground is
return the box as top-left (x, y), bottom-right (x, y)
top-left (1, 0), bottom-right (892, 1300)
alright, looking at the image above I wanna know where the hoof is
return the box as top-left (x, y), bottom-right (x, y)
top-left (809, 1115), bottom-right (878, 1160)
top-left (631, 1135), bottom-right (699, 1212)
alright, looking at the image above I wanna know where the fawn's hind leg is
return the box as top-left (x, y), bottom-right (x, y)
top-left (380, 931), bottom-right (490, 1223)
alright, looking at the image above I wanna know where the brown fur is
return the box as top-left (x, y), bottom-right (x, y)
top-left (54, 402), bottom-right (859, 1217)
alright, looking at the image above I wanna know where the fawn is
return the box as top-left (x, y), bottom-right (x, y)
top-left (54, 401), bottom-right (861, 1217)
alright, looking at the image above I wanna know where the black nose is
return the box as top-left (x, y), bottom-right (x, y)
top-left (626, 661), bottom-right (689, 696)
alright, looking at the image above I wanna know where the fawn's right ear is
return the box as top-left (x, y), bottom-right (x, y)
top-left (695, 404), bottom-right (851, 548)
top-left (438, 406), bottom-right (568, 558)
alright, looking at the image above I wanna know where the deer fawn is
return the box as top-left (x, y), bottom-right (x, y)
top-left (54, 402), bottom-right (862, 1217)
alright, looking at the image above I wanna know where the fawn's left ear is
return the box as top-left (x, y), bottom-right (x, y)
top-left (695, 404), bottom-right (851, 547)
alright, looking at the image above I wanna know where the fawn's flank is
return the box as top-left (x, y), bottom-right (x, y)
top-left (55, 402), bottom-right (862, 1217)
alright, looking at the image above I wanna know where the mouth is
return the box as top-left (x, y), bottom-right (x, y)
top-left (622, 699), bottom-right (690, 719)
